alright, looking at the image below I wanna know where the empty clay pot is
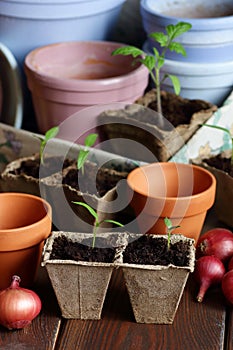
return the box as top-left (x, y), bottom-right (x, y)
top-left (0, 192), bottom-right (52, 289)
top-left (24, 41), bottom-right (149, 133)
top-left (127, 162), bottom-right (216, 243)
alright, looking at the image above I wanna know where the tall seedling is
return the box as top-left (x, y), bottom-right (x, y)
top-left (112, 22), bottom-right (192, 124)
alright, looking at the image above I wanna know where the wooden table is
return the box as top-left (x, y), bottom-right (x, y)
top-left (0, 210), bottom-right (232, 350)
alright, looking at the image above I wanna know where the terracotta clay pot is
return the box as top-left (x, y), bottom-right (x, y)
top-left (0, 192), bottom-right (52, 289)
top-left (126, 162), bottom-right (216, 243)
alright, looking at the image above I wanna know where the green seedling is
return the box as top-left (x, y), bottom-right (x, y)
top-left (35, 126), bottom-right (59, 165)
top-left (72, 201), bottom-right (124, 248)
top-left (202, 124), bottom-right (233, 165)
top-left (112, 21), bottom-right (192, 118)
top-left (77, 133), bottom-right (98, 174)
top-left (164, 217), bottom-right (180, 250)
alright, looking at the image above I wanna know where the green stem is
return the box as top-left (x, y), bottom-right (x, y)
top-left (92, 225), bottom-right (97, 248)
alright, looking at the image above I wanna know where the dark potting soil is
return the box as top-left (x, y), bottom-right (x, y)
top-left (148, 94), bottom-right (214, 128)
top-left (123, 235), bottom-right (191, 267)
top-left (50, 235), bottom-right (116, 263)
top-left (50, 234), bottom-right (191, 266)
top-left (11, 156), bottom-right (73, 179)
top-left (62, 162), bottom-right (128, 197)
top-left (203, 154), bottom-right (233, 177)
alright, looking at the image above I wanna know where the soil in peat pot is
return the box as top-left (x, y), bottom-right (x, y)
top-left (203, 155), bottom-right (233, 177)
top-left (137, 90), bottom-right (217, 128)
top-left (10, 156), bottom-right (73, 178)
top-left (123, 235), bottom-right (191, 266)
top-left (50, 236), bottom-right (116, 263)
top-left (62, 161), bottom-right (129, 197)
top-left (50, 235), bottom-right (191, 266)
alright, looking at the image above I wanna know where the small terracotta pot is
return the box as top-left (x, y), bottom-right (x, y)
top-left (127, 162), bottom-right (216, 243)
top-left (0, 192), bottom-right (52, 289)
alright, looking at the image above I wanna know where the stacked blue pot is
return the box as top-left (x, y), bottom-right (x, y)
top-left (0, 0), bottom-right (126, 70)
top-left (140, 0), bottom-right (233, 106)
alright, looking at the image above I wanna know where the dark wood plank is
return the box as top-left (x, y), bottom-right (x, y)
top-left (56, 269), bottom-right (226, 350)
top-left (0, 268), bottom-right (61, 350)
top-left (226, 310), bottom-right (233, 350)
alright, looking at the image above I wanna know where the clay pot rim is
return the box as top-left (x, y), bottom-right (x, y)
top-left (24, 41), bottom-right (149, 91)
top-left (141, 0), bottom-right (233, 28)
top-left (0, 192), bottom-right (52, 234)
top-left (127, 162), bottom-right (216, 203)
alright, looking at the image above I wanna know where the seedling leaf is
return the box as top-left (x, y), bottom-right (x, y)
top-left (72, 201), bottom-right (98, 220)
top-left (112, 21), bottom-right (192, 116)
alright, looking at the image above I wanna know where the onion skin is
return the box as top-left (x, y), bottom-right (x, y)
top-left (194, 256), bottom-right (225, 303)
top-left (0, 275), bottom-right (42, 330)
top-left (222, 270), bottom-right (233, 305)
top-left (196, 228), bottom-right (233, 263)
top-left (228, 256), bottom-right (233, 271)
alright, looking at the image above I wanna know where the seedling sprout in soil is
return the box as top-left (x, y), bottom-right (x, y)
top-left (112, 21), bottom-right (192, 123)
top-left (202, 124), bottom-right (233, 165)
top-left (77, 133), bottom-right (98, 174)
top-left (34, 126), bottom-right (59, 165)
top-left (72, 201), bottom-right (124, 248)
top-left (164, 217), bottom-right (180, 250)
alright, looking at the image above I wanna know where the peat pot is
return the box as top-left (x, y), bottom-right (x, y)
top-left (126, 162), bottom-right (216, 243)
top-left (0, 192), bottom-right (52, 289)
top-left (192, 150), bottom-right (233, 228)
top-left (42, 231), bottom-right (196, 324)
top-left (42, 231), bottom-right (125, 320)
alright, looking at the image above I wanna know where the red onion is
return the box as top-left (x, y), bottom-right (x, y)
top-left (222, 270), bottom-right (233, 305)
top-left (228, 256), bottom-right (233, 271)
top-left (196, 228), bottom-right (233, 263)
top-left (194, 255), bottom-right (225, 303)
top-left (0, 275), bottom-right (42, 330)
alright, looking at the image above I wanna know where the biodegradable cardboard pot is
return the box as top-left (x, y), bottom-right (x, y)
top-left (192, 150), bottom-right (233, 227)
top-left (99, 90), bottom-right (217, 162)
top-left (42, 231), bottom-right (126, 319)
top-left (126, 162), bottom-right (216, 243)
top-left (119, 233), bottom-right (195, 324)
top-left (0, 192), bottom-right (52, 289)
top-left (40, 159), bottom-right (134, 232)
top-left (0, 153), bottom-right (73, 196)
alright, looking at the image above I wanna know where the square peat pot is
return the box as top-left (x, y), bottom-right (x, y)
top-left (42, 231), bottom-right (126, 320)
top-left (118, 233), bottom-right (196, 324)
top-left (192, 150), bottom-right (233, 227)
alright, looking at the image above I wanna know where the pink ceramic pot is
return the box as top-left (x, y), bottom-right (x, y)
top-left (24, 41), bottom-right (149, 133)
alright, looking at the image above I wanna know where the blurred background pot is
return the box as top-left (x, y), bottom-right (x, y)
top-left (143, 40), bottom-right (233, 106)
top-left (0, 0), bottom-right (126, 70)
top-left (0, 192), bottom-right (52, 289)
top-left (24, 41), bottom-right (149, 133)
top-left (141, 0), bottom-right (233, 106)
top-left (0, 0), bottom-right (126, 130)
top-left (126, 162), bottom-right (216, 244)
top-left (141, 0), bottom-right (233, 63)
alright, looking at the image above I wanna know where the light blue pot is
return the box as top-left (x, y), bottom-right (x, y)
top-left (0, 0), bottom-right (126, 69)
top-left (141, 0), bottom-right (233, 63)
top-left (143, 40), bottom-right (233, 106)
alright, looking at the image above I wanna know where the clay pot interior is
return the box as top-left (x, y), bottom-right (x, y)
top-left (0, 192), bottom-right (52, 289)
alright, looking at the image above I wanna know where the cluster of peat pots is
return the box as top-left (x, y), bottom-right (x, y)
top-left (0, 133), bottom-right (220, 324)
